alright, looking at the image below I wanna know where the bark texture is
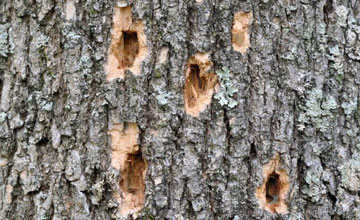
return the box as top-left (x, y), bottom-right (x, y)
top-left (1, 0), bottom-right (360, 219)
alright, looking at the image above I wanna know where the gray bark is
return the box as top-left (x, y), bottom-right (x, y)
top-left (1, 0), bottom-right (360, 219)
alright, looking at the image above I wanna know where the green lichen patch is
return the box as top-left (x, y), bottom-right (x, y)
top-left (214, 66), bottom-right (238, 108)
top-left (0, 112), bottom-right (7, 123)
top-left (328, 45), bottom-right (344, 74)
top-left (35, 33), bottom-right (49, 50)
top-left (302, 168), bottom-right (323, 202)
top-left (297, 88), bottom-right (337, 132)
top-left (338, 155), bottom-right (360, 192)
top-left (155, 88), bottom-right (173, 106)
top-left (154, 69), bottom-right (162, 78)
top-left (336, 73), bottom-right (344, 85)
top-left (341, 98), bottom-right (357, 116)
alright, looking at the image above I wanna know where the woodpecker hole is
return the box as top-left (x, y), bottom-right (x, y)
top-left (106, 6), bottom-right (148, 80)
top-left (109, 122), bottom-right (147, 217)
top-left (184, 53), bottom-right (218, 117)
top-left (265, 172), bottom-right (280, 204)
top-left (121, 150), bottom-right (146, 196)
top-left (255, 154), bottom-right (290, 214)
top-left (119, 31), bottom-right (139, 69)
top-left (185, 64), bottom-right (202, 108)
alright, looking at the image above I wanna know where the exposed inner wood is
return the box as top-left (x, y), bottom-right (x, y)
top-left (255, 154), bottom-right (290, 214)
top-left (184, 52), bottom-right (218, 117)
top-left (5, 184), bottom-right (12, 204)
top-left (265, 172), bottom-right (280, 204)
top-left (65, 0), bottom-right (76, 21)
top-left (106, 6), bottom-right (148, 81)
top-left (157, 47), bottom-right (169, 64)
top-left (120, 150), bottom-right (146, 206)
top-left (109, 122), bottom-right (147, 217)
top-left (119, 31), bottom-right (139, 69)
top-left (232, 11), bottom-right (252, 54)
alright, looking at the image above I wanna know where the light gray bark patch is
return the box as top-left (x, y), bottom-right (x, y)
top-left (297, 88), bottom-right (337, 132)
top-left (0, 24), bottom-right (9, 57)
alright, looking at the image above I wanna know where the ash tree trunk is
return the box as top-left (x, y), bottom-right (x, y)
top-left (1, 0), bottom-right (360, 219)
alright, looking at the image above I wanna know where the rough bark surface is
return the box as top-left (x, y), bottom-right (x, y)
top-left (1, 0), bottom-right (360, 220)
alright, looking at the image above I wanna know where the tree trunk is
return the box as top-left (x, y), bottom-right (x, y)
top-left (1, 0), bottom-right (360, 219)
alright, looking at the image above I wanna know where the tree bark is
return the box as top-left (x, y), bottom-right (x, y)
top-left (1, 0), bottom-right (360, 219)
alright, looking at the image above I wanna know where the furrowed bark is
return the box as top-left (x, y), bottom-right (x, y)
top-left (0, 0), bottom-right (360, 220)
